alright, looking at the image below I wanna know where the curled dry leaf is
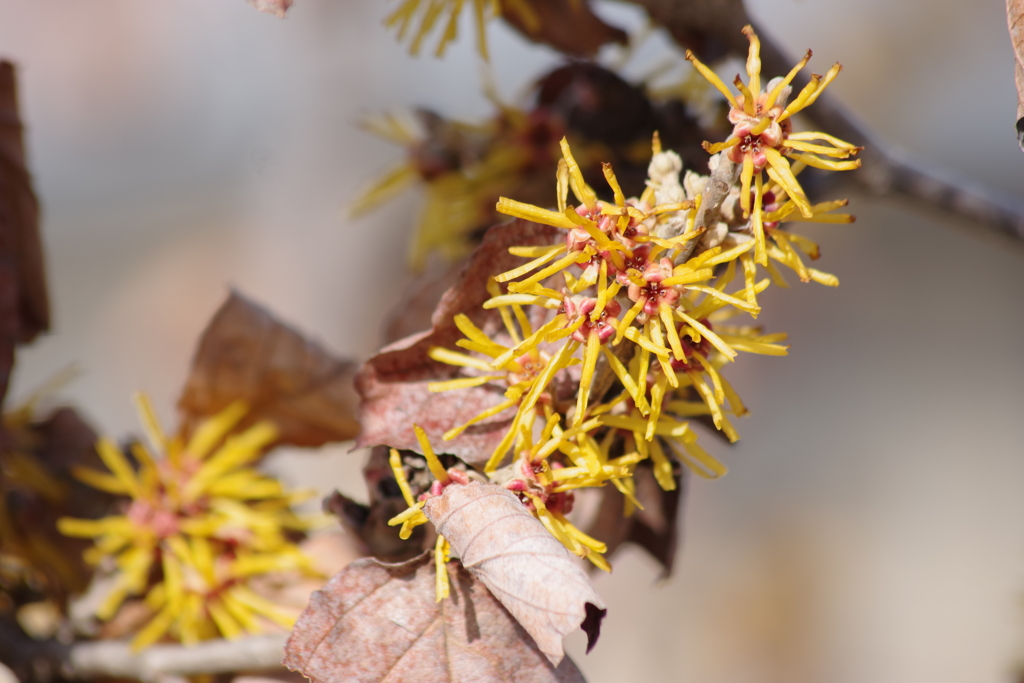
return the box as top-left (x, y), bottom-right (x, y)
top-left (284, 552), bottom-right (587, 683)
top-left (178, 291), bottom-right (359, 448)
top-left (500, 0), bottom-right (627, 59)
top-left (424, 482), bottom-right (606, 665)
top-left (355, 220), bottom-right (562, 466)
top-left (1008, 0), bottom-right (1024, 149)
top-left (0, 61), bottom-right (47, 403)
top-left (246, 0), bottom-right (293, 18)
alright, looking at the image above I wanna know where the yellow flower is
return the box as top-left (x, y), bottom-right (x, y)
top-left (596, 396), bottom-right (727, 488)
top-left (388, 421), bottom-right (618, 579)
top-left (482, 260), bottom-right (788, 449)
top-left (352, 107), bottom-right (569, 270)
top-left (58, 395), bottom-right (317, 649)
top-left (481, 136), bottom-right (776, 452)
top-left (754, 164), bottom-right (854, 287)
top-left (687, 25), bottom-right (861, 266)
top-left (384, 425), bottom-right (458, 600)
top-left (626, 260), bottom-right (789, 442)
top-left (386, 393), bottom-right (729, 585)
top-left (428, 277), bottom-right (585, 471)
top-left (495, 136), bottom-right (697, 279)
top-left (492, 139), bottom-right (684, 407)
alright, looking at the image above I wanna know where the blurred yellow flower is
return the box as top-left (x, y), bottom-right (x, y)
top-left (59, 395), bottom-right (317, 649)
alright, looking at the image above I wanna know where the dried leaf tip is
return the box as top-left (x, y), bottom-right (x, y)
top-left (582, 602), bottom-right (607, 653)
top-left (1008, 0), bottom-right (1024, 149)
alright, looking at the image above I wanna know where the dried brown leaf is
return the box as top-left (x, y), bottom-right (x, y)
top-left (1, 407), bottom-right (108, 601)
top-left (0, 61), bottom-right (48, 403)
top-left (382, 261), bottom-right (463, 345)
top-left (1009, 0), bottom-right (1024, 149)
top-left (283, 552), bottom-right (587, 683)
top-left (354, 221), bottom-right (562, 466)
top-left (500, 0), bottom-right (626, 58)
top-left (324, 446), bottom-right (435, 561)
top-left (424, 482), bottom-right (606, 665)
top-left (246, 0), bottom-right (293, 18)
top-left (324, 489), bottom-right (427, 563)
top-left (178, 291), bottom-right (359, 448)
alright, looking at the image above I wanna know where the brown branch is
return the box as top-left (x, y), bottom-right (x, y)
top-left (620, 0), bottom-right (749, 64)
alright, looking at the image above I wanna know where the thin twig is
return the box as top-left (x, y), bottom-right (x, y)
top-left (673, 157), bottom-right (738, 265)
top-left (67, 634), bottom-right (288, 681)
top-left (0, 618), bottom-right (288, 683)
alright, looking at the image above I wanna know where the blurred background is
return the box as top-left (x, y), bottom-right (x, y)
top-left (2, 1), bottom-right (1024, 681)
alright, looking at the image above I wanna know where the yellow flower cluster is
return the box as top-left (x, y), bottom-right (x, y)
top-left (434, 135), bottom-right (789, 465)
top-left (387, 24), bottom-right (858, 587)
top-left (58, 396), bottom-right (317, 649)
